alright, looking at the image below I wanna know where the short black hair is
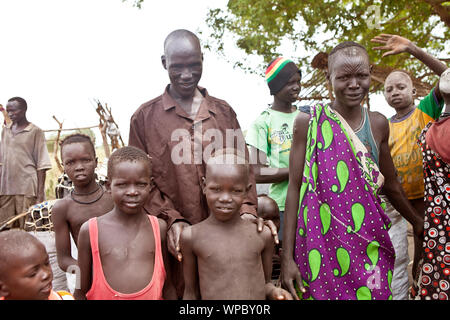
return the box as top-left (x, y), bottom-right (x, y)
top-left (107, 146), bottom-right (151, 179)
top-left (163, 29), bottom-right (201, 58)
top-left (328, 41), bottom-right (369, 70)
top-left (0, 230), bottom-right (44, 277)
top-left (7, 97), bottom-right (27, 110)
top-left (60, 133), bottom-right (96, 159)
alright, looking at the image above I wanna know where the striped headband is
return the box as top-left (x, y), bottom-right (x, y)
top-left (265, 57), bottom-right (300, 95)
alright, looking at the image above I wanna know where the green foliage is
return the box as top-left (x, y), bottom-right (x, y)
top-left (203, 0), bottom-right (449, 83)
top-left (123, 0), bottom-right (144, 9)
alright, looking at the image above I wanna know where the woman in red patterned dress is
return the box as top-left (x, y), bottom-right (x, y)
top-left (416, 69), bottom-right (450, 300)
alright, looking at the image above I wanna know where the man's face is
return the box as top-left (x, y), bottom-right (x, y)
top-left (163, 38), bottom-right (203, 99)
top-left (328, 48), bottom-right (371, 109)
top-left (6, 100), bottom-right (26, 124)
top-left (384, 72), bottom-right (415, 111)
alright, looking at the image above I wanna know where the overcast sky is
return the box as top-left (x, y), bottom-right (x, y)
top-left (0, 0), bottom-right (395, 145)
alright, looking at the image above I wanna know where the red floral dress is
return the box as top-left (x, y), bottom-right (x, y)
top-left (417, 122), bottom-right (450, 300)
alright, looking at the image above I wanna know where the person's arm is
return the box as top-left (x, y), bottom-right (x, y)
top-left (261, 226), bottom-right (293, 300)
top-left (74, 220), bottom-right (92, 300)
top-left (180, 226), bottom-right (200, 300)
top-left (377, 115), bottom-right (424, 236)
top-left (158, 218), bottom-right (177, 300)
top-left (371, 34), bottom-right (448, 99)
top-left (248, 145), bottom-right (289, 183)
top-left (52, 200), bottom-right (77, 272)
top-left (36, 169), bottom-right (46, 203)
top-left (280, 113), bottom-right (309, 300)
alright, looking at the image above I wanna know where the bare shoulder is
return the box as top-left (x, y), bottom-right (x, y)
top-left (51, 198), bottom-right (70, 220)
top-left (368, 110), bottom-right (389, 130)
top-left (180, 224), bottom-right (194, 247)
top-left (292, 111), bottom-right (311, 138)
top-left (78, 219), bottom-right (91, 242)
top-left (259, 224), bottom-right (273, 243)
top-left (241, 219), bottom-right (272, 242)
top-left (294, 110), bottom-right (311, 126)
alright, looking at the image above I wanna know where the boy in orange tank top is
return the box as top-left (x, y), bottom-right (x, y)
top-left (76, 146), bottom-right (176, 300)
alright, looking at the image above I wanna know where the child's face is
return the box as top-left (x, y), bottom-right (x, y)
top-left (61, 142), bottom-right (97, 187)
top-left (203, 164), bottom-right (250, 222)
top-left (1, 242), bottom-right (53, 300)
top-left (108, 160), bottom-right (152, 215)
top-left (275, 72), bottom-right (301, 103)
top-left (384, 72), bottom-right (415, 110)
top-left (328, 49), bottom-right (371, 109)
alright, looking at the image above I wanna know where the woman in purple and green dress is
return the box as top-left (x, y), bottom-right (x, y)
top-left (281, 41), bottom-right (424, 300)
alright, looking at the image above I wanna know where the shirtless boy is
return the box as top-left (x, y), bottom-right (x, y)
top-left (76, 146), bottom-right (176, 300)
top-left (52, 134), bottom-right (113, 274)
top-left (180, 151), bottom-right (291, 300)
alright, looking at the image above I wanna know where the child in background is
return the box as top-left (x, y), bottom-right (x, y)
top-left (76, 146), bottom-right (176, 300)
top-left (257, 194), bottom-right (282, 285)
top-left (415, 69), bottom-right (450, 300)
top-left (371, 34), bottom-right (448, 296)
top-left (52, 134), bottom-right (114, 286)
top-left (0, 229), bottom-right (74, 300)
top-left (180, 150), bottom-right (292, 300)
top-left (246, 57), bottom-right (302, 241)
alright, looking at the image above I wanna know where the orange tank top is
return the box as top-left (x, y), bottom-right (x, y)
top-left (85, 215), bottom-right (166, 300)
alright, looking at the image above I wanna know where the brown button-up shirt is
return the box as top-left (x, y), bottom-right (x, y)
top-left (0, 122), bottom-right (52, 196)
top-left (129, 85), bottom-right (257, 227)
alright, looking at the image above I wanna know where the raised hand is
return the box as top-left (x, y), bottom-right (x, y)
top-left (371, 33), bottom-right (413, 58)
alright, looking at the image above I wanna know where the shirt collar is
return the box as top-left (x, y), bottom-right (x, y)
top-left (162, 84), bottom-right (217, 115)
top-left (6, 122), bottom-right (33, 132)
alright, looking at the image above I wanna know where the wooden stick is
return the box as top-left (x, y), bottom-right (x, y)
top-left (0, 104), bottom-right (12, 126)
top-left (52, 116), bottom-right (64, 174)
top-left (0, 211), bottom-right (29, 231)
top-left (43, 125), bottom-right (98, 133)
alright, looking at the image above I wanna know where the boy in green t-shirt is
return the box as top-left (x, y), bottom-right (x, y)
top-left (246, 57), bottom-right (302, 240)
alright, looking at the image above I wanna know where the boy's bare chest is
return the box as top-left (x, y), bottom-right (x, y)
top-left (98, 228), bottom-right (156, 276)
top-left (194, 230), bottom-right (264, 264)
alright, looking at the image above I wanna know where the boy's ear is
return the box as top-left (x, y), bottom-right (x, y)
top-left (161, 55), bottom-right (167, 70)
top-left (369, 64), bottom-right (373, 74)
top-left (412, 87), bottom-right (417, 96)
top-left (0, 281), bottom-right (10, 298)
top-left (246, 183), bottom-right (252, 193)
top-left (149, 177), bottom-right (155, 191)
top-left (201, 176), bottom-right (206, 193)
top-left (105, 178), bottom-right (111, 193)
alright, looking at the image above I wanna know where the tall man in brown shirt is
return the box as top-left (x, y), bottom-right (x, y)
top-left (129, 29), bottom-right (275, 297)
top-left (0, 97), bottom-right (52, 228)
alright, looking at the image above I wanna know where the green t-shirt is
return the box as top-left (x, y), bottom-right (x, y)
top-left (246, 107), bottom-right (300, 210)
